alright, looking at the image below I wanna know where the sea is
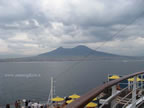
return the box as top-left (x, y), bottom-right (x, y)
top-left (0, 60), bottom-right (144, 105)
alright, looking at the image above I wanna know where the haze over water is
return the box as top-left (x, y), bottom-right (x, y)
top-left (0, 60), bottom-right (144, 105)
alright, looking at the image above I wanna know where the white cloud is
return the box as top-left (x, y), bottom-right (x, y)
top-left (8, 33), bottom-right (32, 42)
top-left (87, 37), bottom-right (144, 56)
top-left (0, 39), bottom-right (9, 53)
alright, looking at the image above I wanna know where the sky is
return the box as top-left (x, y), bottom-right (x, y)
top-left (0, 0), bottom-right (144, 57)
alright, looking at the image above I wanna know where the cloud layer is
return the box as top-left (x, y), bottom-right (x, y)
top-left (0, 0), bottom-right (144, 56)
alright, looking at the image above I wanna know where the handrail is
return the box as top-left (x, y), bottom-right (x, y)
top-left (115, 81), bottom-right (143, 108)
top-left (122, 83), bottom-right (144, 108)
top-left (66, 71), bottom-right (144, 108)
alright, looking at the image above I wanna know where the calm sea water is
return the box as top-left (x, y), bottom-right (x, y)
top-left (0, 60), bottom-right (144, 105)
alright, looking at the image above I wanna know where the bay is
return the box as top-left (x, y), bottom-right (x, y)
top-left (0, 60), bottom-right (144, 105)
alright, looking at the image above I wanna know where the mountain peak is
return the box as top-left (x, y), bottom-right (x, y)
top-left (39, 45), bottom-right (118, 57)
top-left (74, 45), bottom-right (89, 49)
top-left (57, 46), bottom-right (64, 49)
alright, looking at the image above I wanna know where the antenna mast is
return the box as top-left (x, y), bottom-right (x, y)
top-left (48, 77), bottom-right (55, 104)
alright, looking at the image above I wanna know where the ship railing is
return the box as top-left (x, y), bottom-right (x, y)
top-left (100, 81), bottom-right (144, 108)
top-left (66, 71), bottom-right (144, 108)
top-left (99, 83), bottom-right (132, 108)
top-left (113, 81), bottom-right (144, 108)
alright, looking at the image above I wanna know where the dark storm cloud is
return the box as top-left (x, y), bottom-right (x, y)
top-left (62, 0), bottom-right (144, 26)
top-left (0, 0), bottom-right (144, 55)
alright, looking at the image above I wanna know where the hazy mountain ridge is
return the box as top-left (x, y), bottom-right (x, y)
top-left (39, 45), bottom-right (119, 57)
top-left (0, 45), bottom-right (142, 62)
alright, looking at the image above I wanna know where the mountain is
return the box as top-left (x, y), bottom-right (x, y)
top-left (0, 45), bottom-right (139, 62)
top-left (39, 45), bottom-right (118, 57)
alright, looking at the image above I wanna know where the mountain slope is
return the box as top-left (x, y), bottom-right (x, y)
top-left (0, 45), bottom-right (136, 62)
top-left (39, 45), bottom-right (119, 57)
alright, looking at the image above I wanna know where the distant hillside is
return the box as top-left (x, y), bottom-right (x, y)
top-left (0, 45), bottom-right (141, 62)
top-left (39, 45), bottom-right (119, 57)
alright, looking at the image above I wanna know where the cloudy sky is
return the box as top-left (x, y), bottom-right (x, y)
top-left (0, 0), bottom-right (144, 57)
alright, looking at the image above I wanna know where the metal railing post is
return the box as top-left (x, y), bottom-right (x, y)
top-left (141, 74), bottom-right (143, 89)
top-left (111, 85), bottom-right (117, 108)
top-left (132, 76), bottom-right (137, 108)
top-left (128, 81), bottom-right (131, 90)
